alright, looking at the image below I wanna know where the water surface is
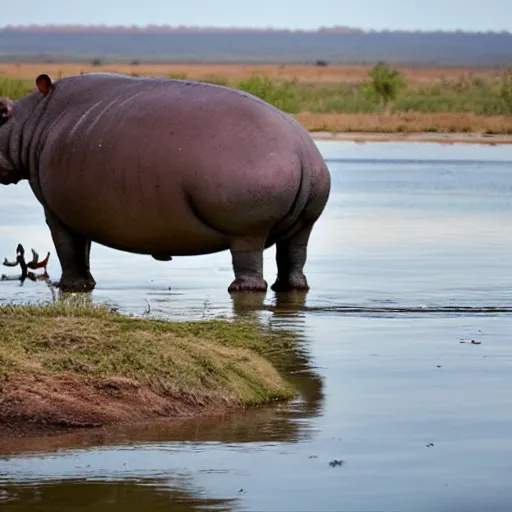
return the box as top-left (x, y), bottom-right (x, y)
top-left (1, 141), bottom-right (512, 511)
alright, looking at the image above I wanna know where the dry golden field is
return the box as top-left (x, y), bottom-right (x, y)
top-left (0, 62), bottom-right (504, 85)
top-left (1, 62), bottom-right (511, 139)
top-left (296, 112), bottom-right (512, 135)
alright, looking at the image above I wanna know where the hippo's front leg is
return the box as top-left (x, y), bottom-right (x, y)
top-left (45, 210), bottom-right (96, 292)
top-left (228, 250), bottom-right (268, 292)
top-left (227, 237), bottom-right (268, 293)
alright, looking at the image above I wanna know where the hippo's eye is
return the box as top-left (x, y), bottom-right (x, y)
top-left (0, 108), bottom-right (9, 125)
top-left (0, 101), bottom-right (13, 125)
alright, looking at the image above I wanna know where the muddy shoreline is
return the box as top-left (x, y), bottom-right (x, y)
top-left (0, 373), bottom-right (243, 441)
top-left (0, 374), bottom-right (289, 442)
top-left (309, 131), bottom-right (512, 145)
top-left (0, 370), bottom-right (290, 442)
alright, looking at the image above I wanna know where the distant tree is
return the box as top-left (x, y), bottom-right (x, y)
top-left (315, 59), bottom-right (329, 67)
top-left (91, 58), bottom-right (103, 67)
top-left (130, 59), bottom-right (141, 66)
top-left (363, 62), bottom-right (406, 111)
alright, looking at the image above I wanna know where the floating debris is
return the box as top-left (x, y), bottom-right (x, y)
top-left (459, 339), bottom-right (482, 345)
top-left (2, 243), bottom-right (50, 284)
top-left (426, 443), bottom-right (435, 448)
top-left (329, 459), bottom-right (344, 467)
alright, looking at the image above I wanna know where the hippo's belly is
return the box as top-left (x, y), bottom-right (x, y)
top-left (39, 177), bottom-right (232, 256)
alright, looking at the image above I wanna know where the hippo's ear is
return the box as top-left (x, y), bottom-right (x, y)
top-left (35, 74), bottom-right (53, 96)
top-left (0, 98), bottom-right (13, 125)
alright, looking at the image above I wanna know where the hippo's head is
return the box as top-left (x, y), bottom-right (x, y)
top-left (0, 74), bottom-right (53, 185)
top-left (0, 97), bottom-right (16, 185)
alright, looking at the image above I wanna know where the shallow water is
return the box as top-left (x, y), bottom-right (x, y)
top-left (1, 141), bottom-right (512, 511)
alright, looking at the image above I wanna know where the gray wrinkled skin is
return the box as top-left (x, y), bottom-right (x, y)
top-left (0, 73), bottom-right (331, 293)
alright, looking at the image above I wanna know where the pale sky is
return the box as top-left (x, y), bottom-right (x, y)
top-left (2, 0), bottom-right (511, 31)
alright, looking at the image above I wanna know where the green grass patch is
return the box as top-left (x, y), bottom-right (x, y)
top-left (0, 77), bottom-right (33, 100)
top-left (0, 298), bottom-right (295, 406)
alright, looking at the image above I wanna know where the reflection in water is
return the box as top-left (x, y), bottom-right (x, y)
top-left (230, 290), bottom-right (308, 318)
top-left (0, 398), bottom-right (320, 456)
top-left (230, 290), bottom-right (325, 420)
top-left (266, 292), bottom-right (325, 418)
top-left (0, 478), bottom-right (236, 512)
top-left (229, 291), bottom-right (268, 318)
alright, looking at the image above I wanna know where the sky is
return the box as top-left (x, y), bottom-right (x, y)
top-left (2, 0), bottom-right (511, 32)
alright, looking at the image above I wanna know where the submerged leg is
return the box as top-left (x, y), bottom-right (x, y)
top-left (45, 210), bottom-right (96, 292)
top-left (228, 236), bottom-right (268, 293)
top-left (271, 223), bottom-right (313, 292)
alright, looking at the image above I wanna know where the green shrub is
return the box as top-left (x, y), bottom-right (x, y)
top-left (363, 62), bottom-right (406, 108)
top-left (236, 74), bottom-right (302, 113)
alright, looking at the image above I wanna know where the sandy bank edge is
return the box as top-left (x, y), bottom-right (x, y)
top-left (309, 131), bottom-right (512, 145)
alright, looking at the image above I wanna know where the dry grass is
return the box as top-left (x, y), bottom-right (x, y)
top-left (0, 299), bottom-right (294, 435)
top-left (2, 62), bottom-right (511, 135)
top-left (0, 62), bottom-right (503, 86)
top-left (295, 112), bottom-right (512, 134)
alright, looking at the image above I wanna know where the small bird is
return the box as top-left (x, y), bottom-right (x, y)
top-left (2, 244), bottom-right (50, 283)
top-left (28, 249), bottom-right (50, 272)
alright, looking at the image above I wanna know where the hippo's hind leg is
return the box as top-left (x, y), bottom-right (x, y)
top-left (45, 210), bottom-right (96, 292)
top-left (271, 161), bottom-right (330, 293)
top-left (228, 236), bottom-right (268, 293)
top-left (270, 222), bottom-right (314, 292)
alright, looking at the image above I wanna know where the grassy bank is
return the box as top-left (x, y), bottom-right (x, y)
top-left (0, 300), bottom-right (295, 436)
top-left (1, 63), bottom-right (512, 134)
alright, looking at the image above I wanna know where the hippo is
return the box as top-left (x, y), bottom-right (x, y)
top-left (0, 73), bottom-right (330, 293)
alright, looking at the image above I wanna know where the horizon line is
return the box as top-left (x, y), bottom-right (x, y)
top-left (0, 24), bottom-right (510, 34)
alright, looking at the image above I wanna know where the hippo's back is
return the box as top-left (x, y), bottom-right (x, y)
top-left (45, 72), bottom-right (301, 143)
top-left (39, 72), bottom-right (313, 185)
top-left (34, 73), bottom-right (329, 256)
